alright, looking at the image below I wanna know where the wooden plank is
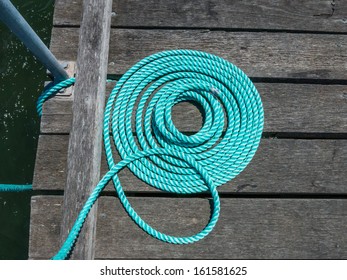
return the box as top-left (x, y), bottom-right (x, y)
top-left (39, 83), bottom-right (347, 134)
top-left (32, 135), bottom-right (347, 194)
top-left (29, 196), bottom-right (347, 259)
top-left (29, 196), bottom-right (62, 259)
top-left (40, 95), bottom-right (72, 134)
top-left (50, 28), bottom-right (347, 79)
top-left (59, 0), bottom-right (112, 259)
top-left (53, 0), bottom-right (347, 33)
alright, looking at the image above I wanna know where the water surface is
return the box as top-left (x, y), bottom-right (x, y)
top-left (0, 0), bottom-right (54, 259)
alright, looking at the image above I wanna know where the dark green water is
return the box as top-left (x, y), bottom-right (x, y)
top-left (0, 0), bottom-right (54, 259)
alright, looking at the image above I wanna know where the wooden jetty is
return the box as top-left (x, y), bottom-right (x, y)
top-left (29, 0), bottom-right (347, 259)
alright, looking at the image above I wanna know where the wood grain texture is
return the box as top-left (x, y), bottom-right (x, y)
top-left (53, 0), bottom-right (347, 33)
top-left (39, 83), bottom-right (347, 134)
top-left (31, 0), bottom-right (347, 261)
top-left (29, 196), bottom-right (62, 259)
top-left (59, 0), bottom-right (112, 259)
top-left (40, 95), bottom-right (72, 134)
top-left (50, 28), bottom-right (347, 79)
top-left (32, 135), bottom-right (347, 194)
top-left (29, 196), bottom-right (347, 259)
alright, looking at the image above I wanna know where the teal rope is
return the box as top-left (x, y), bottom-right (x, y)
top-left (50, 49), bottom-right (264, 260)
top-left (0, 184), bottom-right (32, 192)
top-left (52, 148), bottom-right (220, 259)
top-left (36, 77), bottom-right (76, 116)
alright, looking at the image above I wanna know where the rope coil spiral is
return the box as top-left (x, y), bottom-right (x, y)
top-left (11, 49), bottom-right (264, 259)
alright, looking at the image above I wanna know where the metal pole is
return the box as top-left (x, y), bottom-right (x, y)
top-left (0, 0), bottom-right (69, 82)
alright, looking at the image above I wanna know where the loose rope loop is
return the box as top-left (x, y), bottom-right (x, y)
top-left (40, 49), bottom-right (263, 260)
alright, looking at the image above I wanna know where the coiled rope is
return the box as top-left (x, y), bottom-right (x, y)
top-left (3, 49), bottom-right (264, 259)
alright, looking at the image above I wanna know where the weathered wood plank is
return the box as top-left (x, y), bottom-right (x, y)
top-left (60, 0), bottom-right (112, 259)
top-left (29, 196), bottom-right (347, 259)
top-left (39, 83), bottom-right (347, 134)
top-left (50, 28), bottom-right (347, 79)
top-left (53, 0), bottom-right (347, 33)
top-left (32, 135), bottom-right (347, 194)
top-left (40, 96), bottom-right (72, 134)
top-left (29, 196), bottom-right (62, 260)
